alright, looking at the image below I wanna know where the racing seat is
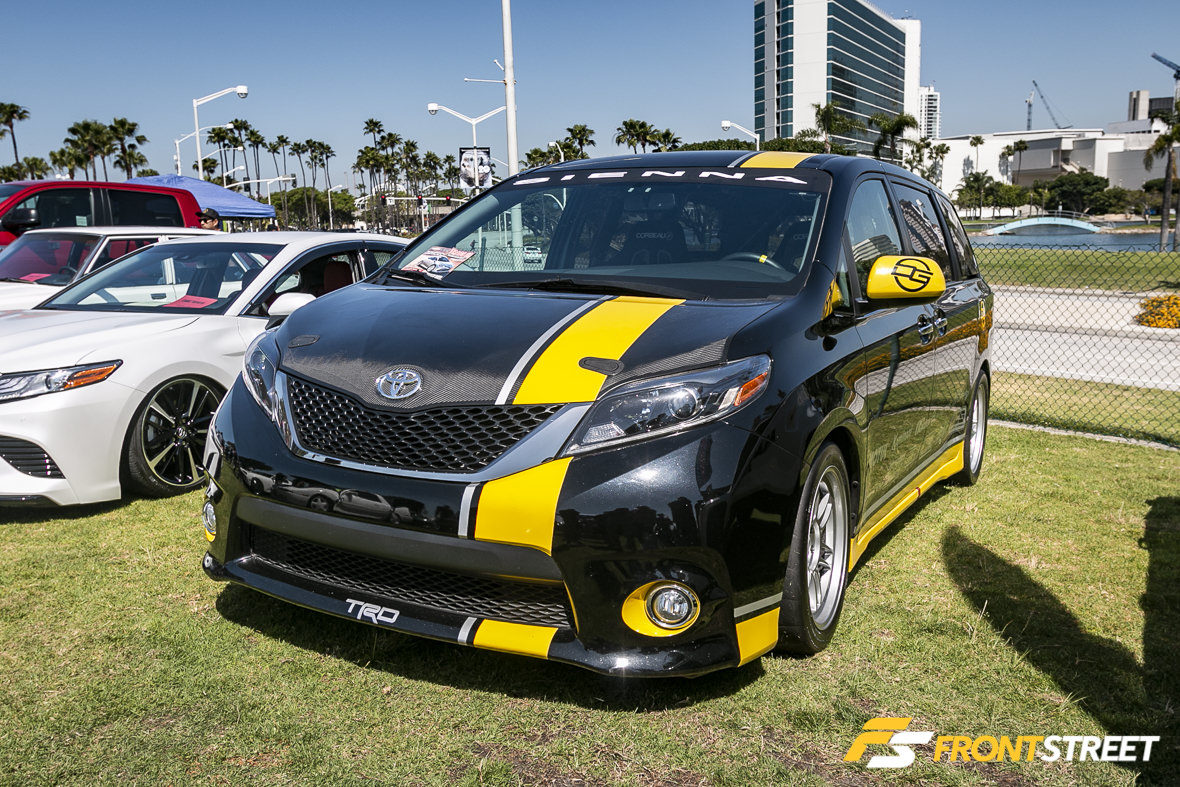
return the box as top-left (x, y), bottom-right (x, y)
top-left (319, 260), bottom-right (353, 295)
top-left (616, 218), bottom-right (686, 267)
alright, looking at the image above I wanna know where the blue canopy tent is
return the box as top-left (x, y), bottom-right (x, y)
top-left (126, 174), bottom-right (275, 218)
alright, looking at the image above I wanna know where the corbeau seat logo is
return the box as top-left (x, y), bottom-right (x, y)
top-left (375, 368), bottom-right (422, 400)
top-left (890, 258), bottom-right (935, 292)
top-left (844, 717), bottom-right (932, 768)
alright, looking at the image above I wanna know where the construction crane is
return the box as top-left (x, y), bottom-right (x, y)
top-left (1150, 52), bottom-right (1180, 109)
top-left (1025, 90), bottom-right (1034, 131)
top-left (1032, 80), bottom-right (1072, 129)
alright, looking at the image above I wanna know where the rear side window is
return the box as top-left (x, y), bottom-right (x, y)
top-left (11, 188), bottom-right (95, 229)
top-left (891, 181), bottom-right (952, 279)
top-left (108, 190), bottom-right (184, 227)
top-left (89, 237), bottom-right (158, 272)
top-left (364, 244), bottom-right (406, 275)
top-left (936, 195), bottom-right (978, 278)
top-left (844, 179), bottom-right (903, 288)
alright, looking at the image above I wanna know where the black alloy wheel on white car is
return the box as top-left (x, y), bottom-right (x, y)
top-left (123, 377), bottom-right (223, 497)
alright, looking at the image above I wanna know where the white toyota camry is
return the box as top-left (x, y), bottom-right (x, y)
top-left (0, 231), bottom-right (408, 507)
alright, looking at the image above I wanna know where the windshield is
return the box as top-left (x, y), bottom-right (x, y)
top-left (0, 232), bottom-right (99, 285)
top-left (0, 184), bottom-right (25, 202)
top-left (389, 167), bottom-right (830, 300)
top-left (42, 241), bottom-right (281, 314)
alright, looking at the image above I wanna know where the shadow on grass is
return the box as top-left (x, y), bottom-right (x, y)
top-left (848, 486), bottom-right (952, 585)
top-left (214, 584), bottom-right (762, 711)
top-left (942, 496), bottom-right (1179, 784)
top-left (2, 498), bottom-right (126, 524)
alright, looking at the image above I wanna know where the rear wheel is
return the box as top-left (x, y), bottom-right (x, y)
top-left (123, 376), bottom-right (223, 497)
top-left (955, 372), bottom-right (990, 486)
top-left (776, 443), bottom-right (852, 655)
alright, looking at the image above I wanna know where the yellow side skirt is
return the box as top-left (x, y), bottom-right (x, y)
top-left (847, 443), bottom-right (964, 571)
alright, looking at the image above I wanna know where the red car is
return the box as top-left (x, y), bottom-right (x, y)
top-left (0, 181), bottom-right (203, 248)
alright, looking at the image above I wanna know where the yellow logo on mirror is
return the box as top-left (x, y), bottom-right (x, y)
top-left (865, 256), bottom-right (946, 300)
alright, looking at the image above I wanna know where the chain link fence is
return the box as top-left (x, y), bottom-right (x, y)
top-left (975, 244), bottom-right (1180, 447)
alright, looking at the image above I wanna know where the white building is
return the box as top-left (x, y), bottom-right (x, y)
top-left (754, 0), bottom-right (921, 154)
top-left (918, 84), bottom-right (941, 139)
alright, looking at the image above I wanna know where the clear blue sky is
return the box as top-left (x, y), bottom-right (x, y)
top-left (6, 0), bottom-right (1178, 183)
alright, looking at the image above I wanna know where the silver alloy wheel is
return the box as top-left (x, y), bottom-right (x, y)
top-left (805, 466), bottom-right (849, 628)
top-left (140, 378), bottom-right (219, 488)
top-left (968, 382), bottom-right (988, 473)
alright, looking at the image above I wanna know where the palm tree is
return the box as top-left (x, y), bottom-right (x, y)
top-left (422, 151), bottom-right (442, 195)
top-left (267, 140), bottom-right (289, 227)
top-left (206, 126), bottom-right (236, 181)
top-left (566, 124), bottom-right (595, 158)
top-left (1012, 139), bottom-right (1029, 187)
top-left (1143, 101), bottom-right (1179, 251)
top-left (21, 156), bottom-right (49, 179)
top-left (363, 119), bottom-right (384, 150)
top-left (999, 145), bottom-right (1014, 184)
top-left (49, 148), bottom-right (81, 179)
top-left (652, 129), bottom-right (681, 152)
top-left (229, 119), bottom-right (253, 183)
top-left (247, 130), bottom-right (266, 197)
top-left (812, 101), bottom-right (864, 154)
top-left (64, 120), bottom-right (110, 179)
top-left (869, 112), bottom-right (918, 162)
top-left (290, 141), bottom-right (310, 226)
top-left (614, 119), bottom-right (644, 153)
top-left (928, 142), bottom-right (950, 186)
top-left (0, 103), bottom-right (30, 165)
top-left (108, 118), bottom-right (148, 179)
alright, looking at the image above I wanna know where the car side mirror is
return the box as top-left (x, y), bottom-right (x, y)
top-left (266, 291), bottom-right (315, 320)
top-left (1, 207), bottom-right (40, 234)
top-left (864, 255), bottom-right (946, 301)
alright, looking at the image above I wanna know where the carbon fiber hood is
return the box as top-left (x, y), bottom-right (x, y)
top-left (276, 283), bottom-right (778, 409)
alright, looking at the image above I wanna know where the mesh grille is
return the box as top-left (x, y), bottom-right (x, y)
top-left (286, 376), bottom-right (562, 472)
top-left (248, 526), bottom-right (572, 628)
top-left (0, 437), bottom-right (64, 479)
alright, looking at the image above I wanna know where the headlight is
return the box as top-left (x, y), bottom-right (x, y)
top-left (0, 361), bottom-right (122, 404)
top-left (563, 355), bottom-right (771, 454)
top-left (242, 329), bottom-right (294, 446)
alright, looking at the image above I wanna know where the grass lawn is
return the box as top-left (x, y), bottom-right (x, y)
top-left (992, 372), bottom-right (1180, 447)
top-left (975, 248), bottom-right (1180, 292)
top-left (1, 427), bottom-right (1177, 785)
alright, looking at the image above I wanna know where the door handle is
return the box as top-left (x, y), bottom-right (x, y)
top-left (933, 309), bottom-right (948, 336)
top-left (151, 292), bottom-right (166, 299)
top-left (917, 315), bottom-right (935, 343)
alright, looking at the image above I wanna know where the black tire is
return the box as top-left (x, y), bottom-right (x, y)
top-left (123, 376), bottom-right (224, 497)
top-left (954, 372), bottom-right (990, 486)
top-left (776, 442), bottom-right (852, 655)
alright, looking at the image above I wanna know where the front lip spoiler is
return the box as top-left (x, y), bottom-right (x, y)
top-left (203, 552), bottom-right (740, 678)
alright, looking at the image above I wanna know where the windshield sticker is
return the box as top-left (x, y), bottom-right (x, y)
top-left (403, 246), bottom-right (475, 276)
top-left (166, 294), bottom-right (217, 309)
top-left (19, 273), bottom-right (50, 282)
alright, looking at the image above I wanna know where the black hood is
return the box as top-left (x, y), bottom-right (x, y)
top-left (277, 283), bottom-right (779, 409)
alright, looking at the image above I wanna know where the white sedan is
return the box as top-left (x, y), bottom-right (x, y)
top-left (0, 231), bottom-right (408, 507)
top-left (0, 226), bottom-right (218, 311)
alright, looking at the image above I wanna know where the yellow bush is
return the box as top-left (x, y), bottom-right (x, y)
top-left (1135, 294), bottom-right (1180, 329)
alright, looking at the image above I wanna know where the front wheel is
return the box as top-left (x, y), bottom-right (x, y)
top-left (123, 376), bottom-right (224, 497)
top-left (954, 372), bottom-right (990, 486)
top-left (776, 442), bottom-right (852, 655)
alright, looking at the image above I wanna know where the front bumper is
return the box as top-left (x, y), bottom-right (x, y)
top-left (203, 380), bottom-right (803, 677)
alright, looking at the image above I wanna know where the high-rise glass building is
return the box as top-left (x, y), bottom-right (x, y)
top-left (918, 84), bottom-right (941, 139)
top-left (754, 0), bottom-right (921, 154)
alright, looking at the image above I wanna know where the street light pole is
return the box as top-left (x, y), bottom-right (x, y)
top-left (548, 141), bottom-right (564, 163)
top-left (222, 165), bottom-right (244, 187)
top-left (175, 123), bottom-right (234, 176)
top-left (327, 184), bottom-right (346, 230)
top-left (193, 85), bottom-right (248, 180)
top-left (501, 0), bottom-right (519, 178)
top-left (721, 120), bottom-right (760, 151)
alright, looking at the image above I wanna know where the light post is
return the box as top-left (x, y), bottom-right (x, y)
top-left (327, 184), bottom-right (346, 230)
top-left (548, 141), bottom-right (564, 163)
top-left (193, 85), bottom-right (248, 180)
top-left (174, 123), bottom-right (234, 175)
top-left (222, 165), bottom-right (244, 187)
top-left (721, 120), bottom-right (760, 151)
top-left (229, 175), bottom-right (294, 202)
top-left (426, 102), bottom-right (506, 150)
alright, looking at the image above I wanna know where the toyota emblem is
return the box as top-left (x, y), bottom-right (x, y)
top-left (375, 368), bottom-right (422, 400)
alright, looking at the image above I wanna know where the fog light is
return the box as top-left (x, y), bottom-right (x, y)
top-left (646, 583), bottom-right (698, 628)
top-left (202, 502), bottom-right (217, 542)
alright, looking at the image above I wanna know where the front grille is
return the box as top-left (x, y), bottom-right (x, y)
top-left (286, 376), bottom-right (562, 472)
top-left (248, 526), bottom-right (572, 629)
top-left (0, 437), bottom-right (65, 479)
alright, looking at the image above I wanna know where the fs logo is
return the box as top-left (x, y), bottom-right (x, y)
top-left (844, 717), bottom-right (934, 768)
top-left (890, 258), bottom-right (935, 292)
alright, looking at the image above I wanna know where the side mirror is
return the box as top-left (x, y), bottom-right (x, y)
top-left (1, 208), bottom-right (40, 234)
top-left (864, 255), bottom-right (946, 301)
top-left (267, 291), bottom-right (315, 319)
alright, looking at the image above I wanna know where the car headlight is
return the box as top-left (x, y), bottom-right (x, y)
top-left (242, 330), bottom-right (294, 445)
top-left (0, 361), bottom-right (122, 404)
top-left (563, 355), bottom-right (772, 454)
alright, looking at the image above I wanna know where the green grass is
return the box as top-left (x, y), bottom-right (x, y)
top-left (975, 248), bottom-right (1180, 292)
top-left (993, 372), bottom-right (1180, 447)
top-left (1, 427), bottom-right (1177, 785)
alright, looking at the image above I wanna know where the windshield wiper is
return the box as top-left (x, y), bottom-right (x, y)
top-left (0, 277), bottom-right (33, 283)
top-left (378, 268), bottom-right (467, 288)
top-left (471, 277), bottom-right (691, 299)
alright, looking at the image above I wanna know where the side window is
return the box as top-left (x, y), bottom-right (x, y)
top-left (251, 250), bottom-right (359, 314)
top-left (844, 179), bottom-right (903, 288)
top-left (108, 190), bottom-right (184, 227)
top-left (892, 182), bottom-right (952, 278)
top-left (364, 244), bottom-right (406, 276)
top-left (13, 188), bottom-right (95, 229)
top-left (89, 237), bottom-right (157, 272)
top-left (936, 195), bottom-right (979, 278)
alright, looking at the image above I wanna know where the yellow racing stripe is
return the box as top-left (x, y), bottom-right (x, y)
top-left (735, 607), bottom-right (780, 664)
top-left (512, 296), bottom-right (682, 405)
top-left (741, 152), bottom-right (816, 169)
top-left (473, 458), bottom-right (572, 554)
top-left (472, 619), bottom-right (558, 659)
top-left (847, 443), bottom-right (964, 570)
